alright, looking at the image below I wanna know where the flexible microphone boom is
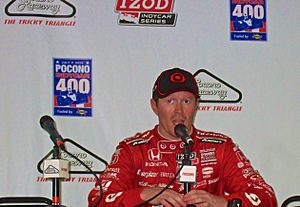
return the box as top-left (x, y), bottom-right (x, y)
top-left (175, 124), bottom-right (194, 146)
top-left (40, 115), bottom-right (65, 149)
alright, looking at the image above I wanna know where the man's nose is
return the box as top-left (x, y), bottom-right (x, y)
top-left (174, 102), bottom-right (183, 113)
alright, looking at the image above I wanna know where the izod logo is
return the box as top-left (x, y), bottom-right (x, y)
top-left (116, 0), bottom-right (173, 12)
top-left (115, 0), bottom-right (177, 26)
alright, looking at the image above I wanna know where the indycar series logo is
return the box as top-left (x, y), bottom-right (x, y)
top-left (115, 0), bottom-right (177, 26)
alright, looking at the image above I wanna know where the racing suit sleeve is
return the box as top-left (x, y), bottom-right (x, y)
top-left (88, 142), bottom-right (146, 207)
top-left (222, 139), bottom-right (277, 207)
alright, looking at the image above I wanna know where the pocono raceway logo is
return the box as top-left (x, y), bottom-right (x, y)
top-left (36, 148), bottom-right (107, 183)
top-left (3, 0), bottom-right (77, 26)
top-left (115, 0), bottom-right (177, 26)
top-left (194, 69), bottom-right (243, 112)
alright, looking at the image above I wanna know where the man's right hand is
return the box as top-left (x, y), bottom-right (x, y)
top-left (140, 187), bottom-right (187, 207)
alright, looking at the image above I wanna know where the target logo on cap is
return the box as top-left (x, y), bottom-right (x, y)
top-left (170, 72), bottom-right (186, 83)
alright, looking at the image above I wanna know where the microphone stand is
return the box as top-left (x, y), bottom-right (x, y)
top-left (182, 143), bottom-right (195, 207)
top-left (51, 145), bottom-right (66, 207)
top-left (38, 138), bottom-right (107, 207)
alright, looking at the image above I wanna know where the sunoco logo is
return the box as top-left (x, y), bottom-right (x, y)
top-left (115, 0), bottom-right (177, 26)
top-left (5, 0), bottom-right (76, 18)
top-left (194, 69), bottom-right (242, 103)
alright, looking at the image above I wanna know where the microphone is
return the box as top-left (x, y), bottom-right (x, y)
top-left (40, 115), bottom-right (65, 149)
top-left (175, 124), bottom-right (194, 146)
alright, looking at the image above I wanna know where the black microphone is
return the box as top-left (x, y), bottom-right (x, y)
top-left (40, 115), bottom-right (65, 149)
top-left (175, 124), bottom-right (194, 146)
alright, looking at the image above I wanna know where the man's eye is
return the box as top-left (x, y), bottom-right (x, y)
top-left (167, 99), bottom-right (175, 104)
top-left (183, 99), bottom-right (191, 104)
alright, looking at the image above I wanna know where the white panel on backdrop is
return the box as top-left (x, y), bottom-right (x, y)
top-left (0, 0), bottom-right (299, 206)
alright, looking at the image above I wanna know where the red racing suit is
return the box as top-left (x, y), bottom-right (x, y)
top-left (88, 125), bottom-right (277, 207)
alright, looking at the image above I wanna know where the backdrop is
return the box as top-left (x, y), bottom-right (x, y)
top-left (0, 0), bottom-right (299, 206)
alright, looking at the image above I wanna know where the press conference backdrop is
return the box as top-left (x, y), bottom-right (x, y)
top-left (0, 0), bottom-right (299, 206)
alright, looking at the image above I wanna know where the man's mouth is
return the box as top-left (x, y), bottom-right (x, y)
top-left (173, 119), bottom-right (184, 126)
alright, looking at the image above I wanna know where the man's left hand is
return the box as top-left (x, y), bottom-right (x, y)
top-left (183, 190), bottom-right (228, 207)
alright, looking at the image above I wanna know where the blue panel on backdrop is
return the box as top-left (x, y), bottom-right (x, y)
top-left (230, 0), bottom-right (267, 41)
top-left (53, 58), bottom-right (92, 117)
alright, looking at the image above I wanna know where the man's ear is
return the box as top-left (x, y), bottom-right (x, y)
top-left (150, 99), bottom-right (158, 116)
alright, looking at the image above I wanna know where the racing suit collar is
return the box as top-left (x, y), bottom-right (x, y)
top-left (154, 124), bottom-right (195, 142)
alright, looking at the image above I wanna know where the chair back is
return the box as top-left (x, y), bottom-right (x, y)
top-left (0, 196), bottom-right (52, 206)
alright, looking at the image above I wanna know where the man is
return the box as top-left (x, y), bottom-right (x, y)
top-left (88, 68), bottom-right (277, 207)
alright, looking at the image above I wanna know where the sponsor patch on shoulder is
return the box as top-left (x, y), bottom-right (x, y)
top-left (132, 139), bottom-right (149, 146)
top-left (201, 138), bottom-right (224, 144)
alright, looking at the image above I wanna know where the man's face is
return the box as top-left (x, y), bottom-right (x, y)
top-left (151, 91), bottom-right (198, 140)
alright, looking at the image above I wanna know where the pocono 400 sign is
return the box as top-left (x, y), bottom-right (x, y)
top-left (230, 0), bottom-right (267, 41)
top-left (53, 58), bottom-right (92, 117)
